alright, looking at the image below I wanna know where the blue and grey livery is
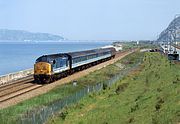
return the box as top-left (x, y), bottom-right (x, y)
top-left (34, 47), bottom-right (116, 83)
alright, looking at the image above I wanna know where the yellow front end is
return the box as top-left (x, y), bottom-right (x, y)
top-left (34, 62), bottom-right (52, 83)
top-left (34, 62), bottom-right (52, 75)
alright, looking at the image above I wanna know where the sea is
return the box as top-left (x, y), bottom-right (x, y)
top-left (0, 41), bottom-right (112, 76)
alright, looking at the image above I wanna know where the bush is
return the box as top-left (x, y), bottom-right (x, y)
top-left (115, 83), bottom-right (129, 94)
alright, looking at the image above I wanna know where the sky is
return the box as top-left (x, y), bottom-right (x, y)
top-left (0, 0), bottom-right (179, 40)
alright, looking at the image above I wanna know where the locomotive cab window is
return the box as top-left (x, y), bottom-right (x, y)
top-left (52, 59), bottom-right (57, 68)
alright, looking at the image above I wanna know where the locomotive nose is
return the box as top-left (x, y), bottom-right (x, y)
top-left (34, 62), bottom-right (51, 75)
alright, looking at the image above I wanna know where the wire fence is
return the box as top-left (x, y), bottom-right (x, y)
top-left (18, 63), bottom-right (140, 124)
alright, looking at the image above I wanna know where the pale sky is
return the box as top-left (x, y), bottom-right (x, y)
top-left (0, 0), bottom-right (179, 40)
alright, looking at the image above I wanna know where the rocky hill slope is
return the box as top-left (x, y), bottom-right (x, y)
top-left (158, 16), bottom-right (180, 42)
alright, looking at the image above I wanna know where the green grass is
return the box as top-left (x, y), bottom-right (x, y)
top-left (121, 42), bottom-right (157, 52)
top-left (121, 42), bottom-right (138, 51)
top-left (47, 52), bottom-right (180, 124)
top-left (0, 51), bottom-right (143, 124)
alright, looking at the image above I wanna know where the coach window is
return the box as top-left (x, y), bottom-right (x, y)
top-left (60, 59), bottom-right (64, 67)
top-left (73, 58), bottom-right (76, 63)
top-left (62, 59), bottom-right (66, 67)
top-left (93, 54), bottom-right (96, 58)
top-left (83, 56), bottom-right (86, 61)
top-left (77, 57), bottom-right (80, 62)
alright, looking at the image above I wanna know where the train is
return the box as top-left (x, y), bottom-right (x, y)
top-left (34, 47), bottom-right (116, 83)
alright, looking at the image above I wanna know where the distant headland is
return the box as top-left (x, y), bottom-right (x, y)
top-left (0, 29), bottom-right (65, 41)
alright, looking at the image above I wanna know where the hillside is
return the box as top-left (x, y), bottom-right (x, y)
top-left (158, 16), bottom-right (180, 42)
top-left (48, 52), bottom-right (180, 124)
top-left (0, 29), bottom-right (65, 41)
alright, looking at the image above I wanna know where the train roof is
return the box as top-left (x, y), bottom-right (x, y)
top-left (67, 47), bottom-right (115, 58)
top-left (36, 47), bottom-right (115, 61)
top-left (35, 53), bottom-right (69, 62)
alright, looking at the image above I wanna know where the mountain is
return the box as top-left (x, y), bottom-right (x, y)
top-left (158, 16), bottom-right (180, 42)
top-left (0, 29), bottom-right (65, 41)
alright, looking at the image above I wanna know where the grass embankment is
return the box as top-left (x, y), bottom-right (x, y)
top-left (0, 51), bottom-right (143, 124)
top-left (122, 42), bottom-right (157, 51)
top-left (122, 42), bottom-right (138, 51)
top-left (48, 52), bottom-right (180, 124)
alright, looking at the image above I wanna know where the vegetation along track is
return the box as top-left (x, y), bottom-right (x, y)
top-left (0, 76), bottom-right (43, 103)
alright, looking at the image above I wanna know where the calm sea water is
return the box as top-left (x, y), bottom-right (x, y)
top-left (0, 41), bottom-right (112, 75)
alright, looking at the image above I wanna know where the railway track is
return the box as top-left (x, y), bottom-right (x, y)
top-left (0, 76), bottom-right (43, 103)
top-left (0, 77), bottom-right (33, 92)
top-left (0, 50), bottom-right (136, 107)
top-left (0, 75), bottom-right (33, 89)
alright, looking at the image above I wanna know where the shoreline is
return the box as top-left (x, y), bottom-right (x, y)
top-left (0, 69), bottom-right (33, 85)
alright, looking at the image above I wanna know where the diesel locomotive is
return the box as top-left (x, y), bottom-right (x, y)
top-left (34, 47), bottom-right (116, 83)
